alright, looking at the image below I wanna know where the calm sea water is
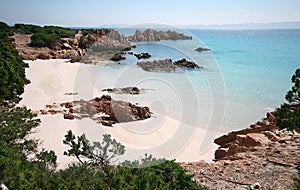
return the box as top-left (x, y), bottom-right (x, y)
top-left (92, 28), bottom-right (300, 131)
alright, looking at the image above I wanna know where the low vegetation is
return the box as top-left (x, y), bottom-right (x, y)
top-left (276, 68), bottom-right (300, 132)
top-left (0, 22), bottom-right (26, 106)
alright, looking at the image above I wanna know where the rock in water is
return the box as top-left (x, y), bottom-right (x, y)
top-left (137, 59), bottom-right (176, 72)
top-left (195, 47), bottom-right (210, 52)
top-left (110, 53), bottom-right (126, 61)
top-left (134, 52), bottom-right (151, 59)
top-left (173, 58), bottom-right (202, 69)
top-left (102, 87), bottom-right (140, 95)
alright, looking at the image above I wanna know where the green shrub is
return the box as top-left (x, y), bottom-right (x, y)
top-left (43, 26), bottom-right (75, 38)
top-left (276, 68), bottom-right (300, 132)
top-left (29, 32), bottom-right (60, 49)
top-left (14, 23), bottom-right (42, 34)
top-left (0, 39), bottom-right (26, 106)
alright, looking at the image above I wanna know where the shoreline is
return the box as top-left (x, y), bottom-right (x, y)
top-left (20, 59), bottom-right (223, 169)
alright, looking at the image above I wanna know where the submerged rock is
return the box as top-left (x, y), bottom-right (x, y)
top-left (195, 47), bottom-right (210, 52)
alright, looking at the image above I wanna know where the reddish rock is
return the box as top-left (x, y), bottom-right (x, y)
top-left (42, 95), bottom-right (150, 126)
top-left (24, 78), bottom-right (31, 84)
top-left (236, 133), bottom-right (269, 147)
top-left (214, 111), bottom-right (279, 160)
top-left (215, 148), bottom-right (228, 159)
top-left (64, 113), bottom-right (75, 120)
top-left (263, 131), bottom-right (280, 142)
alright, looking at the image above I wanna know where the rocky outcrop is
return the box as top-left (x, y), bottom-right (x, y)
top-left (181, 111), bottom-right (300, 190)
top-left (40, 95), bottom-right (150, 126)
top-left (12, 29), bottom-right (132, 63)
top-left (127, 29), bottom-right (192, 42)
top-left (214, 112), bottom-right (278, 160)
top-left (102, 87), bottom-right (140, 95)
top-left (89, 31), bottom-right (131, 52)
top-left (173, 58), bottom-right (202, 69)
top-left (137, 58), bottom-right (202, 72)
top-left (134, 52), bottom-right (151, 59)
top-left (195, 47), bottom-right (210, 52)
top-left (12, 33), bottom-right (86, 61)
top-left (181, 131), bottom-right (300, 190)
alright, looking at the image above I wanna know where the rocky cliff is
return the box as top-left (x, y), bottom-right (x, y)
top-left (127, 29), bottom-right (192, 42)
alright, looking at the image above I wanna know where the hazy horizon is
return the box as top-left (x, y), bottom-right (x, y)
top-left (1, 0), bottom-right (300, 27)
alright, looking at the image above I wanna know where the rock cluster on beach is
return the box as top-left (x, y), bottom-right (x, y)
top-left (181, 111), bottom-right (300, 190)
top-left (40, 95), bottom-right (151, 126)
top-left (127, 29), bottom-right (192, 42)
top-left (137, 58), bottom-right (202, 72)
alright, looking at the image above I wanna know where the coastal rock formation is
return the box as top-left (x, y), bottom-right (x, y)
top-left (137, 59), bottom-right (176, 72)
top-left (214, 112), bottom-right (278, 160)
top-left (40, 95), bottom-right (150, 126)
top-left (12, 29), bottom-right (132, 63)
top-left (195, 47), bottom-right (211, 52)
top-left (134, 52), bottom-right (151, 59)
top-left (127, 29), bottom-right (192, 42)
top-left (89, 31), bottom-right (131, 52)
top-left (137, 58), bottom-right (202, 72)
top-left (102, 87), bottom-right (140, 94)
top-left (173, 58), bottom-right (202, 69)
top-left (12, 33), bottom-right (86, 61)
top-left (181, 111), bottom-right (300, 190)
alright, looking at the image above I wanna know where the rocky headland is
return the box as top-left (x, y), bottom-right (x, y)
top-left (181, 111), bottom-right (300, 190)
top-left (39, 95), bottom-right (151, 126)
top-left (12, 29), bottom-right (132, 63)
top-left (13, 28), bottom-right (193, 64)
top-left (127, 29), bottom-right (192, 42)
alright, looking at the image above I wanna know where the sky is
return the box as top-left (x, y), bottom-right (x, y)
top-left (0, 0), bottom-right (300, 27)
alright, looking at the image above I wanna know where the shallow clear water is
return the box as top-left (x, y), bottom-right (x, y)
top-left (90, 28), bottom-right (300, 131)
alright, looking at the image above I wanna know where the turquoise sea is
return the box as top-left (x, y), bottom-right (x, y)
top-left (88, 28), bottom-right (300, 132)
